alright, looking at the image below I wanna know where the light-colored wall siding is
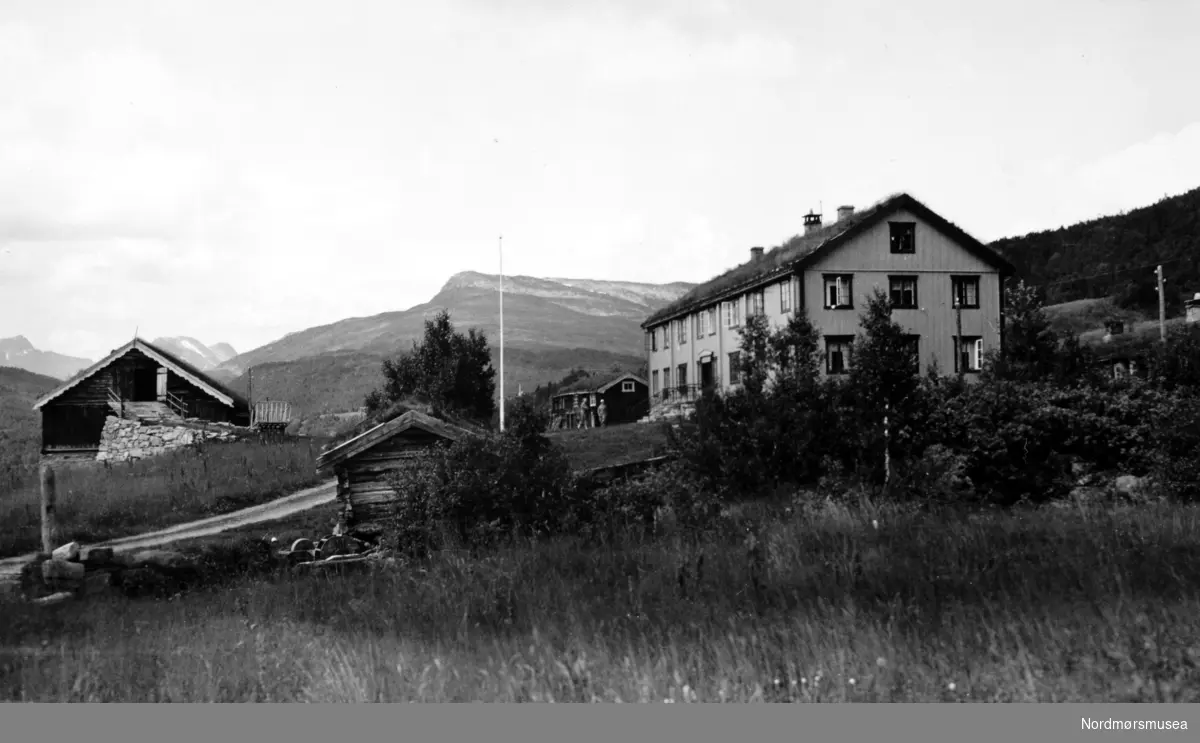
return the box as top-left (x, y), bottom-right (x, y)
top-left (645, 208), bottom-right (1002, 398)
top-left (803, 209), bottom-right (1001, 374)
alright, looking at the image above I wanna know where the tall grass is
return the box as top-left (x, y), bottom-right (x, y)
top-left (0, 439), bottom-right (325, 557)
top-left (3, 499), bottom-right (1199, 702)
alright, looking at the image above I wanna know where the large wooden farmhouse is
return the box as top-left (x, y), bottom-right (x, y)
top-left (32, 337), bottom-right (250, 459)
top-left (641, 193), bottom-right (1016, 416)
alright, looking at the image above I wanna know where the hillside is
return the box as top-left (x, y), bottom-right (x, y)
top-left (151, 337), bottom-right (237, 371)
top-left (223, 345), bottom-right (646, 436)
top-left (217, 273), bottom-right (694, 375)
top-left (0, 336), bottom-right (91, 380)
top-left (0, 366), bottom-right (59, 492)
top-left (990, 185), bottom-right (1200, 313)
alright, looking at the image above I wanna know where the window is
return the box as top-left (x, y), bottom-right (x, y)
top-left (780, 277), bottom-right (793, 313)
top-left (677, 318), bottom-right (688, 345)
top-left (728, 351), bottom-right (741, 384)
top-left (722, 299), bottom-right (741, 328)
top-left (696, 311), bottom-right (706, 340)
top-left (707, 307), bottom-right (717, 335)
top-left (650, 329), bottom-right (657, 352)
top-left (664, 324), bottom-right (670, 349)
top-left (824, 274), bottom-right (853, 309)
top-left (889, 222), bottom-right (916, 254)
top-left (952, 276), bottom-right (980, 309)
top-left (651, 370), bottom-right (659, 395)
top-left (902, 334), bottom-right (920, 372)
top-left (676, 363), bottom-right (688, 388)
top-left (663, 367), bottom-right (671, 390)
top-left (622, 380), bottom-right (635, 392)
top-left (955, 336), bottom-right (984, 373)
top-left (889, 276), bottom-right (918, 309)
top-left (747, 289), bottom-right (765, 318)
top-left (825, 336), bottom-right (854, 374)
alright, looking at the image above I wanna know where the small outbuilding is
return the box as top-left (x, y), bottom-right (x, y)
top-left (315, 410), bottom-right (472, 537)
top-left (549, 372), bottom-right (649, 430)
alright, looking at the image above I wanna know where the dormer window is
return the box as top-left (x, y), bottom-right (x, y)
top-left (889, 222), bottom-right (916, 254)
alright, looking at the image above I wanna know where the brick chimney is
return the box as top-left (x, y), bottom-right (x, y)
top-left (837, 205), bottom-right (855, 222)
top-left (750, 246), bottom-right (764, 262)
top-left (1186, 292), bottom-right (1200, 324)
top-left (803, 211), bottom-right (822, 236)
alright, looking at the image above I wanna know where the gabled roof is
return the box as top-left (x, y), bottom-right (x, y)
top-left (32, 337), bottom-right (249, 411)
top-left (642, 193), bottom-right (1016, 328)
top-left (552, 372), bottom-right (648, 396)
top-left (315, 409), bottom-right (471, 472)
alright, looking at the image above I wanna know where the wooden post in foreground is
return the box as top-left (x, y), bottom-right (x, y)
top-left (40, 462), bottom-right (57, 554)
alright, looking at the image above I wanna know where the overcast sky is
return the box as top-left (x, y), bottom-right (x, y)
top-left (1, 0), bottom-right (1198, 361)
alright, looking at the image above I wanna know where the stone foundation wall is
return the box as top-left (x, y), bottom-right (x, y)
top-left (96, 417), bottom-right (243, 463)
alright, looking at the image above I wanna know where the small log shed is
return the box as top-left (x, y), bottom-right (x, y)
top-left (315, 410), bottom-right (471, 537)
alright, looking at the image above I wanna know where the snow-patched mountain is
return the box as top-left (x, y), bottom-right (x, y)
top-left (151, 337), bottom-right (238, 371)
top-left (0, 336), bottom-right (92, 380)
top-left (217, 272), bottom-right (695, 375)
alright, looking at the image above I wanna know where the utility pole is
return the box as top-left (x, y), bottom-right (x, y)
top-left (499, 235), bottom-right (505, 432)
top-left (1156, 264), bottom-right (1167, 343)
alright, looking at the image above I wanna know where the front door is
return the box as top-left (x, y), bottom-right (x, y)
top-left (700, 358), bottom-right (714, 390)
top-left (156, 367), bottom-right (168, 401)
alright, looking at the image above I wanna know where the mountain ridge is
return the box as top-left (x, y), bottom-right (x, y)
top-left (0, 335), bottom-right (92, 381)
top-left (216, 274), bottom-right (695, 375)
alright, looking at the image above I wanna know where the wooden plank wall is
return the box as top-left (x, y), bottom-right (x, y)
top-left (343, 429), bottom-right (451, 530)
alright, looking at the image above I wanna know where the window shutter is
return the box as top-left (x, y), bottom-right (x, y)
top-left (973, 338), bottom-right (983, 370)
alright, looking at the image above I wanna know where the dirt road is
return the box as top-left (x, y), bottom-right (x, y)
top-left (0, 479), bottom-right (337, 577)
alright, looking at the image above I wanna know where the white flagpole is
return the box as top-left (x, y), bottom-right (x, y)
top-left (499, 235), bottom-right (505, 432)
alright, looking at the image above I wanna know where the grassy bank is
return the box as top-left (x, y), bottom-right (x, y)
top-left (3, 499), bottom-right (1199, 702)
top-left (0, 439), bottom-right (325, 557)
top-left (547, 422), bottom-right (671, 471)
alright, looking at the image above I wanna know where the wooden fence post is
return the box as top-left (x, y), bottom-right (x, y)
top-left (40, 461), bottom-right (57, 554)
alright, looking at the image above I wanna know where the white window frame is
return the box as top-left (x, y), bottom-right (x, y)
top-left (621, 380), bottom-right (635, 392)
top-left (696, 311), bottom-right (706, 339)
top-left (722, 299), bottom-right (741, 328)
top-left (955, 336), bottom-right (984, 373)
top-left (824, 274), bottom-right (853, 309)
top-left (780, 277), bottom-right (793, 313)
top-left (677, 318), bottom-right (687, 345)
top-left (707, 307), bottom-right (717, 335)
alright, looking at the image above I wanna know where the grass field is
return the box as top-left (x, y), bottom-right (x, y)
top-left (0, 439), bottom-right (326, 558)
top-left (547, 422), bottom-right (673, 471)
top-left (4, 498), bottom-right (1199, 702)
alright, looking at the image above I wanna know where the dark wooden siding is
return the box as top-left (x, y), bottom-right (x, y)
top-left (600, 380), bottom-right (649, 424)
top-left (341, 428), bottom-right (454, 531)
top-left (41, 404), bottom-right (109, 451)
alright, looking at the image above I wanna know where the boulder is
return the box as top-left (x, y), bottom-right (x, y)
top-left (51, 541), bottom-right (81, 561)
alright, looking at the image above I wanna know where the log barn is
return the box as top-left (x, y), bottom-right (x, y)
top-left (315, 410), bottom-right (471, 536)
top-left (32, 337), bottom-right (250, 460)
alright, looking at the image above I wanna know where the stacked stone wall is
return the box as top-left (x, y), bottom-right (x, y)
top-left (96, 417), bottom-right (245, 463)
